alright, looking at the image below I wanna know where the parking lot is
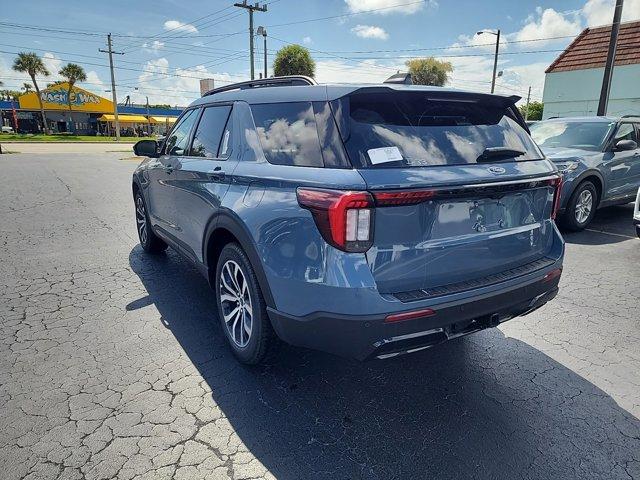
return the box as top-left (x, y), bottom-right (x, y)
top-left (1, 150), bottom-right (639, 480)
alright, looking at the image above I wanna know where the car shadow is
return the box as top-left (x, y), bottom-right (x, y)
top-left (128, 246), bottom-right (640, 479)
top-left (561, 204), bottom-right (636, 245)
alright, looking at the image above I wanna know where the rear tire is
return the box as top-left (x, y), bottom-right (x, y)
top-left (560, 180), bottom-right (598, 231)
top-left (134, 191), bottom-right (168, 254)
top-left (215, 243), bottom-right (275, 365)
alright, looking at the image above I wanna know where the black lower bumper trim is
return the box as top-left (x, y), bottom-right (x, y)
top-left (267, 272), bottom-right (561, 361)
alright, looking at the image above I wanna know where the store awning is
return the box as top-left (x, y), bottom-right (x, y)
top-left (150, 116), bottom-right (178, 124)
top-left (98, 114), bottom-right (149, 122)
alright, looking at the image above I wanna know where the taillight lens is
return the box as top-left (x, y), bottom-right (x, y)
top-left (550, 175), bottom-right (563, 220)
top-left (373, 189), bottom-right (435, 206)
top-left (297, 188), bottom-right (374, 253)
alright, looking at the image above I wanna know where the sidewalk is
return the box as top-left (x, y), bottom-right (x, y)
top-left (0, 142), bottom-right (135, 154)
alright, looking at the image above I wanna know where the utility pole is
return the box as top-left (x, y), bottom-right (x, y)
top-left (234, 1), bottom-right (267, 80)
top-left (525, 86), bottom-right (531, 121)
top-left (257, 26), bottom-right (268, 79)
top-left (99, 34), bottom-right (124, 141)
top-left (146, 96), bottom-right (151, 137)
top-left (597, 0), bottom-right (624, 116)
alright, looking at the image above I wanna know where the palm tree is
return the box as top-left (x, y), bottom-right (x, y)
top-left (59, 63), bottom-right (87, 134)
top-left (12, 52), bottom-right (50, 133)
top-left (22, 83), bottom-right (32, 93)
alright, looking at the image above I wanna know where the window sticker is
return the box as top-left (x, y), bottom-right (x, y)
top-left (367, 146), bottom-right (403, 165)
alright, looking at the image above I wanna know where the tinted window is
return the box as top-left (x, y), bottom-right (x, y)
top-left (333, 91), bottom-right (543, 168)
top-left (190, 105), bottom-right (232, 158)
top-left (251, 102), bottom-right (324, 167)
top-left (165, 109), bottom-right (198, 155)
top-left (531, 120), bottom-right (614, 151)
top-left (613, 123), bottom-right (638, 143)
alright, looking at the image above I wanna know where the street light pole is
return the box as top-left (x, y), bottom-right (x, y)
top-left (597, 0), bottom-right (624, 116)
top-left (477, 29), bottom-right (501, 94)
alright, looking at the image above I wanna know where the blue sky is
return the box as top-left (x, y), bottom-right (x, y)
top-left (1, 0), bottom-right (639, 106)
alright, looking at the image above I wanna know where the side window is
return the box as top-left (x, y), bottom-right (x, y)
top-left (250, 102), bottom-right (324, 167)
top-left (190, 105), bottom-right (233, 158)
top-left (614, 123), bottom-right (638, 143)
top-left (165, 109), bottom-right (198, 156)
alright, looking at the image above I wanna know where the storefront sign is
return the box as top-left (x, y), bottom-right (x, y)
top-left (19, 82), bottom-right (114, 113)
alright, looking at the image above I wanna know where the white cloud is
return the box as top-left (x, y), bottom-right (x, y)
top-left (351, 24), bottom-right (389, 40)
top-left (315, 59), bottom-right (403, 84)
top-left (582, 0), bottom-right (640, 26)
top-left (344, 0), bottom-right (436, 15)
top-left (303, 36), bottom-right (313, 44)
top-left (449, 30), bottom-right (507, 53)
top-left (129, 57), bottom-right (243, 106)
top-left (142, 40), bottom-right (165, 54)
top-left (163, 20), bottom-right (198, 33)
top-left (513, 7), bottom-right (582, 44)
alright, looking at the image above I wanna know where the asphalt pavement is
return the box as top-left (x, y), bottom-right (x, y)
top-left (1, 151), bottom-right (638, 480)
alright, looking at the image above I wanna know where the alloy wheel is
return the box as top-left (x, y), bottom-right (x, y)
top-left (219, 260), bottom-right (253, 348)
top-left (135, 196), bottom-right (148, 245)
top-left (574, 190), bottom-right (593, 225)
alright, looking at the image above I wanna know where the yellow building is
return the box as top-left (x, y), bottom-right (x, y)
top-left (2, 82), bottom-right (181, 135)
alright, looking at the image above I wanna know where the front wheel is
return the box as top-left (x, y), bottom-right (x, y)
top-left (215, 243), bottom-right (275, 364)
top-left (560, 181), bottom-right (598, 231)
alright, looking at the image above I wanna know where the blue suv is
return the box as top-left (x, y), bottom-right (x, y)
top-left (132, 76), bottom-right (564, 364)
top-left (530, 116), bottom-right (640, 231)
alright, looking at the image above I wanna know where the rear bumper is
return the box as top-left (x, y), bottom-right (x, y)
top-left (268, 270), bottom-right (561, 360)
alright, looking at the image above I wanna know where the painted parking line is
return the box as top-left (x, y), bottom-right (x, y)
top-left (584, 228), bottom-right (636, 239)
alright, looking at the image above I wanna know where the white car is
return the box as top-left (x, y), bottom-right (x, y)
top-left (634, 187), bottom-right (640, 239)
top-left (1, 125), bottom-right (15, 133)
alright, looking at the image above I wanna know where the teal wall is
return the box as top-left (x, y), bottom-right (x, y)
top-left (542, 64), bottom-right (640, 119)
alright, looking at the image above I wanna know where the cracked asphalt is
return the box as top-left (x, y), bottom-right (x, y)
top-left (1, 151), bottom-right (639, 480)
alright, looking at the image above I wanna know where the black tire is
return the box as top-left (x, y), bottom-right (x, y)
top-left (560, 180), bottom-right (598, 231)
top-left (134, 191), bottom-right (168, 253)
top-left (215, 243), bottom-right (275, 365)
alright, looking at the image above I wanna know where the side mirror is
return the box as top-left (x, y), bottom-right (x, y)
top-left (614, 139), bottom-right (637, 151)
top-left (133, 139), bottom-right (159, 157)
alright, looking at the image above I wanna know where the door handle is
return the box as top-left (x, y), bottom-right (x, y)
top-left (208, 171), bottom-right (226, 181)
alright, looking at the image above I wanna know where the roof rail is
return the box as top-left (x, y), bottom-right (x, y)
top-left (203, 76), bottom-right (317, 97)
top-left (620, 114), bottom-right (640, 119)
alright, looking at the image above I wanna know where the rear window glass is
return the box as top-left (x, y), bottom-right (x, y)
top-left (530, 120), bottom-right (614, 151)
top-left (251, 102), bottom-right (324, 167)
top-left (333, 91), bottom-right (543, 168)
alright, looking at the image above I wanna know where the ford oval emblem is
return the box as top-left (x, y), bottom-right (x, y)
top-left (488, 166), bottom-right (506, 174)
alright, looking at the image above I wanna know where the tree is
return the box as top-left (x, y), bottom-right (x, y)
top-left (0, 90), bottom-right (22, 101)
top-left (59, 63), bottom-right (87, 133)
top-left (405, 57), bottom-right (453, 86)
top-left (519, 101), bottom-right (544, 121)
top-left (273, 45), bottom-right (315, 78)
top-left (13, 52), bottom-right (50, 133)
top-left (22, 83), bottom-right (33, 93)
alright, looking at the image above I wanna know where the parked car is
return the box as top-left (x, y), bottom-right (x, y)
top-left (1, 125), bottom-right (15, 133)
top-left (530, 116), bottom-right (640, 231)
top-left (132, 76), bottom-right (564, 364)
top-left (634, 187), bottom-right (640, 239)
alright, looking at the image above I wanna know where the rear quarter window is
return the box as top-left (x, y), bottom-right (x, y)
top-left (250, 102), bottom-right (324, 167)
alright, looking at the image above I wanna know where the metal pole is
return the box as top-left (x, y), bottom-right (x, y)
top-left (525, 86), bottom-right (531, 121)
top-left (99, 34), bottom-right (123, 141)
top-left (234, 2), bottom-right (267, 80)
top-left (146, 96), bottom-right (151, 136)
top-left (491, 29), bottom-right (500, 94)
top-left (597, 0), bottom-right (624, 116)
top-left (263, 31), bottom-right (267, 79)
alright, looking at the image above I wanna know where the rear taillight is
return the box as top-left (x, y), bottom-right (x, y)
top-left (550, 175), bottom-right (563, 220)
top-left (297, 188), bottom-right (374, 253)
top-left (372, 190), bottom-right (435, 206)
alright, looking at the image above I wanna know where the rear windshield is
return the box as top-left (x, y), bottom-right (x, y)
top-left (332, 91), bottom-right (543, 168)
top-left (530, 120), bottom-right (614, 151)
